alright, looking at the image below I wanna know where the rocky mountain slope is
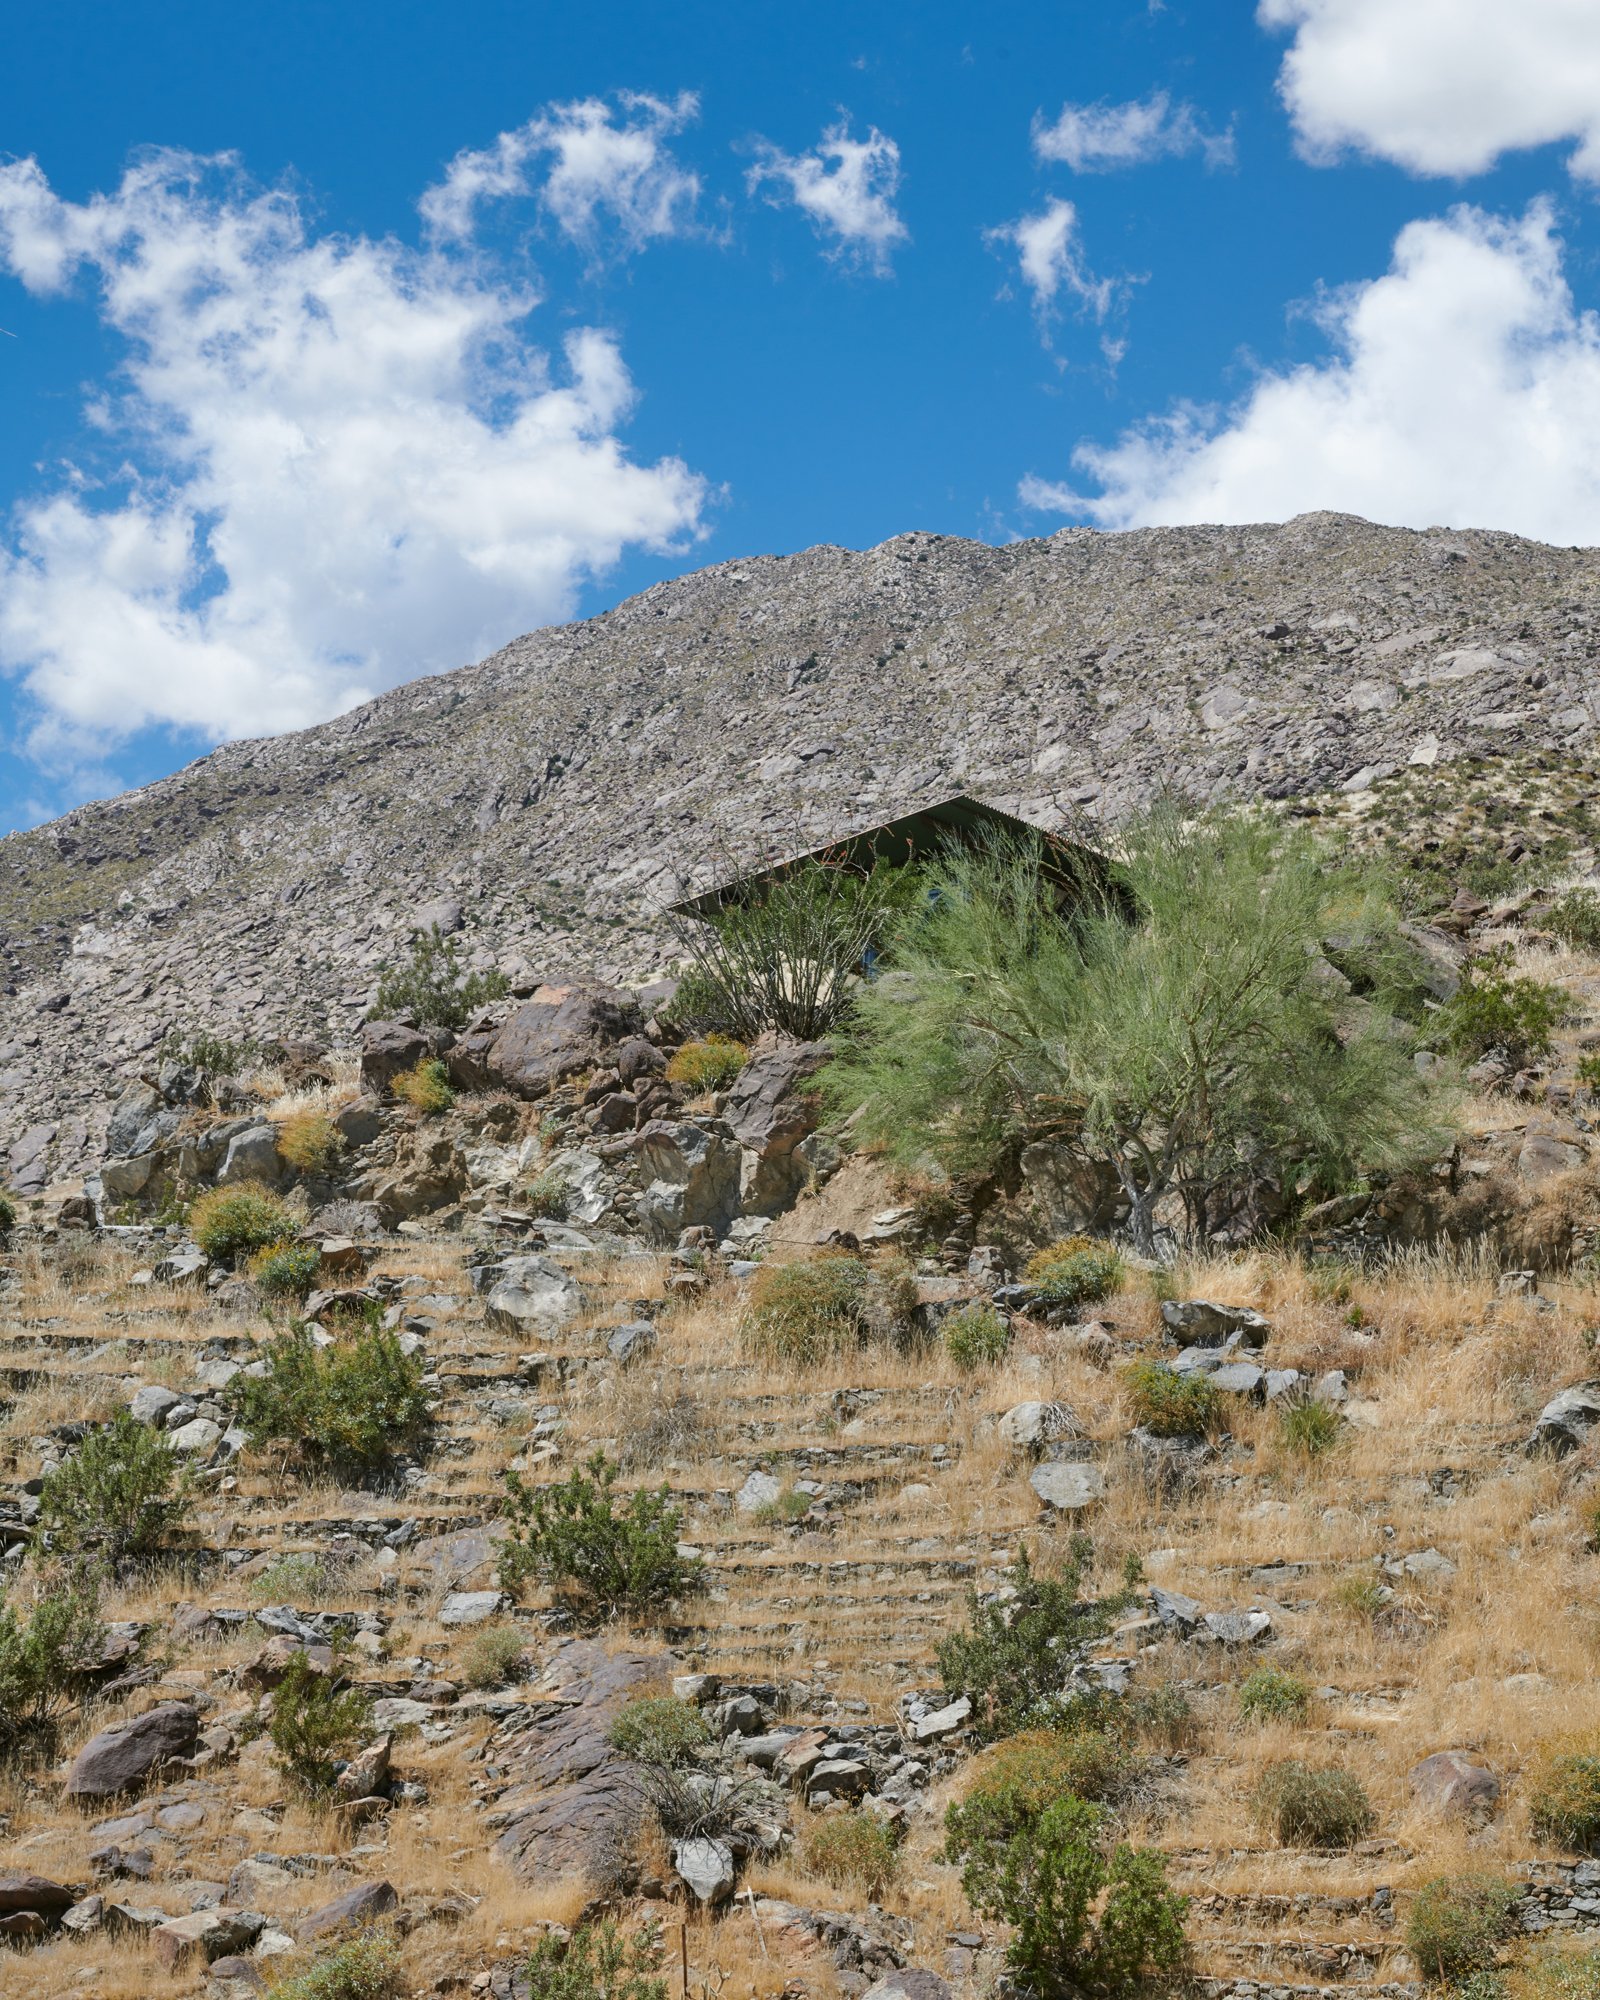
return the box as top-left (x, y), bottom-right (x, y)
top-left (5, 510), bottom-right (1600, 1191)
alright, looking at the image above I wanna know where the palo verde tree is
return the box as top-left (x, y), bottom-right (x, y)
top-left (822, 805), bottom-right (1454, 1253)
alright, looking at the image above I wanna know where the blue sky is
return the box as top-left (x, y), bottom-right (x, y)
top-left (5, 0), bottom-right (1600, 830)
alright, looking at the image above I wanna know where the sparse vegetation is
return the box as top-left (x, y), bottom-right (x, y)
top-left (392, 1057), bottom-right (454, 1114)
top-left (1545, 888), bottom-right (1600, 953)
top-left (157, 1026), bottom-right (265, 1078)
top-left (741, 1255), bottom-right (871, 1364)
top-left (231, 1322), bottom-right (430, 1476)
top-left (1123, 1361), bottom-right (1220, 1438)
top-left (943, 1302), bottom-right (1013, 1369)
top-left (1027, 1236), bottom-right (1125, 1310)
top-left (370, 923), bottom-right (508, 1030)
top-left (1277, 1396), bottom-right (1344, 1457)
top-left (523, 1167), bottom-right (570, 1219)
top-left (1529, 1742), bottom-right (1600, 1852)
top-left (1253, 1760), bottom-right (1375, 1848)
top-left (499, 1450), bottom-right (702, 1615)
top-left (606, 1694), bottom-right (712, 1765)
top-left (267, 1646), bottom-right (373, 1799)
top-left (1238, 1667), bottom-right (1312, 1725)
top-left (277, 1106), bottom-right (344, 1176)
top-left (270, 1931), bottom-right (405, 2000)
top-left (802, 1812), bottom-right (901, 1897)
top-left (189, 1180), bottom-right (298, 1264)
top-left (1406, 1874), bottom-right (1519, 1985)
top-left (1442, 946), bottom-right (1568, 1065)
top-left (945, 1730), bottom-right (1140, 1882)
top-left (249, 1237), bottom-right (323, 1299)
top-left (37, 1411), bottom-right (189, 1568)
top-left (523, 1922), bottom-right (666, 2000)
top-left (458, 1624), bottom-right (527, 1690)
top-left (665, 1034), bottom-right (750, 1092)
top-left (0, 1192), bottom-right (14, 1242)
top-left (0, 1586), bottom-right (106, 1754)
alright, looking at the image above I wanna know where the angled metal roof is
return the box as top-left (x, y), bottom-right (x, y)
top-left (668, 790), bottom-right (1113, 919)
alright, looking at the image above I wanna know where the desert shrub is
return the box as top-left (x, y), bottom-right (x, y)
top-left (37, 1411), bottom-right (189, 1568)
top-left (370, 923), bottom-right (508, 1030)
top-left (1333, 1571), bottom-right (1388, 1620)
top-left (1027, 1237), bottom-right (1125, 1311)
top-left (753, 1487), bottom-right (813, 1527)
top-left (1123, 1361), bottom-right (1220, 1439)
top-left (268, 1646), bottom-right (372, 1798)
top-left (665, 1035), bottom-right (750, 1093)
top-left (936, 1546), bottom-right (1125, 1742)
top-left (1278, 1397), bottom-right (1343, 1457)
top-left (944, 1303), bottom-right (1012, 1369)
top-left (1407, 1874), bottom-right (1519, 1985)
top-left (523, 1168), bottom-right (570, 1220)
top-left (249, 1238), bottom-right (323, 1299)
top-left (0, 1192), bottom-right (14, 1242)
top-left (0, 1587), bottom-right (106, 1752)
top-left (1238, 1667), bottom-right (1311, 1725)
top-left (499, 1450), bottom-right (701, 1615)
top-left (742, 1256), bottom-right (871, 1364)
top-left (524, 1922), bottom-right (665, 2000)
top-left (823, 806), bottom-right (1452, 1253)
top-left (1577, 1054), bottom-right (1600, 1098)
top-left (803, 1812), bottom-right (901, 1897)
top-left (248, 1552), bottom-right (333, 1602)
top-left (189, 1181), bottom-right (297, 1264)
top-left (1515, 1948), bottom-right (1600, 2000)
top-left (277, 1107), bottom-right (344, 1176)
top-left (956, 1790), bottom-right (1187, 1998)
top-left (1546, 889), bottom-right (1600, 953)
top-left (607, 1695), bottom-right (712, 1765)
top-left (157, 1026), bottom-right (265, 1078)
top-left (392, 1058), bottom-right (454, 1114)
top-left (1528, 1744), bottom-right (1600, 1851)
top-left (458, 1624), bottom-right (527, 1691)
top-left (616, 1389), bottom-right (707, 1471)
top-left (271, 1931), bottom-right (405, 2000)
top-left (1443, 946), bottom-right (1568, 1065)
top-left (1126, 1681), bottom-right (1198, 1751)
top-left (946, 1729), bottom-right (1139, 1896)
top-left (231, 1323), bottom-right (429, 1476)
top-left (1254, 1760), bottom-right (1375, 1848)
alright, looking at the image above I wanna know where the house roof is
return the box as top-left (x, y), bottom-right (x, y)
top-left (667, 790), bottom-right (1113, 919)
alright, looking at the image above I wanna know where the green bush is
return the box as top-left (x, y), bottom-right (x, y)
top-left (231, 1323), bottom-right (430, 1476)
top-left (248, 1552), bottom-right (333, 1602)
top-left (742, 1256), bottom-right (872, 1364)
top-left (189, 1181), bottom-right (297, 1264)
top-left (1529, 1744), bottom-right (1600, 1851)
top-left (524, 1922), bottom-right (665, 2000)
top-left (268, 1646), bottom-right (373, 1799)
top-left (270, 1931), bottom-right (405, 2000)
top-left (277, 1108), bottom-right (344, 1177)
top-left (37, 1411), bottom-right (189, 1568)
top-left (945, 1729), bottom-right (1141, 1900)
top-left (1578, 1053), bottom-right (1600, 1097)
top-left (499, 1450), bottom-right (702, 1616)
top-left (458, 1624), bottom-right (527, 1691)
top-left (1443, 946), bottom-right (1568, 1065)
top-left (249, 1238), bottom-right (323, 1299)
top-left (606, 1695), bottom-right (711, 1765)
top-left (665, 1035), bottom-right (750, 1092)
top-left (0, 1587), bottom-right (106, 1752)
top-left (944, 1304), bottom-right (1012, 1369)
top-left (370, 924), bottom-right (508, 1030)
top-left (1253, 1760), bottom-right (1375, 1848)
top-left (752, 1486), bottom-right (813, 1526)
top-left (956, 1790), bottom-right (1187, 1998)
top-left (1278, 1397), bottom-right (1343, 1457)
top-left (935, 1546), bottom-right (1125, 1742)
top-left (523, 1168), bottom-right (570, 1220)
top-left (1515, 1948), bottom-right (1600, 2000)
top-left (1124, 1361), bottom-right (1220, 1439)
top-left (1027, 1237), bottom-right (1125, 1311)
top-left (1546, 889), bottom-right (1600, 953)
top-left (803, 1812), bottom-right (901, 1897)
top-left (1406, 1875), bottom-right (1519, 1985)
top-left (1238, 1667), bottom-right (1311, 1725)
top-left (0, 1192), bottom-right (14, 1242)
top-left (392, 1058), bottom-right (454, 1114)
top-left (1126, 1680), bottom-right (1197, 1751)
top-left (157, 1026), bottom-right (265, 1078)
top-left (1333, 1571), bottom-right (1389, 1620)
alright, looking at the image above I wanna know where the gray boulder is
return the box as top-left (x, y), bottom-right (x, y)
top-left (106, 1082), bottom-right (165, 1158)
top-left (150, 1907), bottom-right (264, 1970)
top-left (1529, 1381), bottom-right (1600, 1455)
top-left (863, 1975), bottom-right (952, 2000)
top-left (439, 1590), bottom-right (508, 1628)
top-left (673, 1836), bottom-right (736, 1904)
top-left (1029, 1462), bottom-right (1105, 1512)
top-left (217, 1123), bottom-right (281, 1186)
top-left (721, 1037), bottom-right (826, 1215)
top-left (1161, 1299), bottom-right (1271, 1349)
top-left (999, 1400), bottom-right (1082, 1450)
top-left (485, 1256), bottom-right (582, 1333)
top-left (298, 1879), bottom-right (397, 1942)
top-left (1209, 1361), bottom-right (1266, 1398)
top-left (128, 1384), bottom-right (183, 1427)
top-left (636, 1121), bottom-right (740, 1245)
top-left (65, 1702), bottom-right (200, 1800)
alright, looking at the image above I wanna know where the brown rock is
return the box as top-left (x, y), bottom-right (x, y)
top-left (359, 1019), bottom-right (434, 1092)
top-left (335, 1732), bottom-right (392, 1798)
top-left (150, 1907), bottom-right (262, 1968)
top-left (1409, 1750), bottom-right (1500, 1819)
top-left (64, 1701), bottom-right (199, 1801)
top-left (0, 1911), bottom-right (47, 1941)
top-left (470, 985), bottom-right (641, 1100)
top-left (0, 1874), bottom-right (76, 1917)
top-left (298, 1878), bottom-right (397, 1942)
top-left (240, 1635), bottom-right (335, 1690)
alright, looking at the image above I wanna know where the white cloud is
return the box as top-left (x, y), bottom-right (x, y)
top-left (1022, 200), bottom-right (1600, 541)
top-left (1033, 90), bottom-right (1234, 171)
top-left (746, 119), bottom-right (908, 273)
top-left (422, 90), bottom-right (704, 250)
top-left (988, 198), bottom-right (1114, 331)
top-left (1262, 0), bottom-right (1600, 181)
top-left (0, 148), bottom-right (709, 758)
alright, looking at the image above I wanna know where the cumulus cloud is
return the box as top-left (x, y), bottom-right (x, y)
top-left (0, 148), bottom-right (709, 759)
top-left (1033, 90), bottom-right (1234, 171)
top-left (746, 119), bottom-right (908, 273)
top-left (1021, 200), bottom-right (1600, 541)
top-left (987, 198), bottom-right (1114, 333)
top-left (1262, 0), bottom-right (1600, 181)
top-left (421, 90), bottom-right (704, 250)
